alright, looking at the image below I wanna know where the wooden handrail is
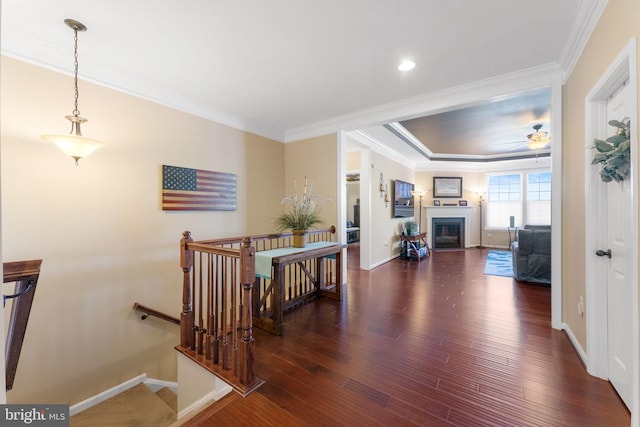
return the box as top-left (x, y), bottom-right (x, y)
top-left (3, 259), bottom-right (42, 391)
top-left (133, 302), bottom-right (180, 325)
top-left (196, 226), bottom-right (336, 247)
top-left (3, 260), bottom-right (42, 283)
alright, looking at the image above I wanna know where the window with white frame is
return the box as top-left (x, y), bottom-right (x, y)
top-left (486, 171), bottom-right (551, 229)
top-left (487, 174), bottom-right (521, 228)
top-left (526, 172), bottom-right (551, 225)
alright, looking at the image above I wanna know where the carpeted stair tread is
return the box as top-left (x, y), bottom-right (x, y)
top-left (70, 383), bottom-right (176, 427)
top-left (155, 387), bottom-right (177, 413)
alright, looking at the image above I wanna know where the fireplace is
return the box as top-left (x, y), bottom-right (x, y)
top-left (426, 206), bottom-right (473, 248)
top-left (432, 217), bottom-right (465, 249)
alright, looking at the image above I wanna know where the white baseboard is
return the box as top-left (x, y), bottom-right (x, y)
top-left (69, 374), bottom-right (147, 416)
top-left (177, 384), bottom-right (232, 421)
top-left (479, 244), bottom-right (510, 250)
top-left (561, 322), bottom-right (589, 367)
top-left (176, 352), bottom-right (233, 418)
top-left (145, 378), bottom-right (178, 394)
top-left (367, 255), bottom-right (398, 270)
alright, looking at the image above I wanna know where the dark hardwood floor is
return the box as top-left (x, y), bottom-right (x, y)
top-left (184, 245), bottom-right (631, 426)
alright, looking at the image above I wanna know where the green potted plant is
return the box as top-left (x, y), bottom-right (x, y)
top-left (591, 118), bottom-right (631, 183)
top-left (275, 176), bottom-right (327, 247)
top-left (403, 220), bottom-right (418, 236)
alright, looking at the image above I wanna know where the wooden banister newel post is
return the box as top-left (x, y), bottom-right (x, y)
top-left (238, 237), bottom-right (256, 386)
top-left (180, 231), bottom-right (195, 349)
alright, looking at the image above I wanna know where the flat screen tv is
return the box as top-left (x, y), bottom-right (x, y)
top-left (392, 179), bottom-right (415, 218)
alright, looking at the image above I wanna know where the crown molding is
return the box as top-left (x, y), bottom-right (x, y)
top-left (1, 40), bottom-right (287, 143)
top-left (346, 130), bottom-right (418, 170)
top-left (559, 0), bottom-right (608, 83)
top-left (413, 155), bottom-right (552, 173)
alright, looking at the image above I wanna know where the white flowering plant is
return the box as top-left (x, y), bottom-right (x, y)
top-left (275, 176), bottom-right (328, 231)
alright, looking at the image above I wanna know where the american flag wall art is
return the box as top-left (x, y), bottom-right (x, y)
top-left (162, 165), bottom-right (237, 211)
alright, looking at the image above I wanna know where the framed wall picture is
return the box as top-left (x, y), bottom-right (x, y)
top-left (433, 176), bottom-right (463, 198)
top-left (458, 200), bottom-right (467, 206)
top-left (433, 200), bottom-right (441, 206)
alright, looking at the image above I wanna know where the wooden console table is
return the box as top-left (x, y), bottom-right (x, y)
top-left (400, 232), bottom-right (429, 261)
top-left (253, 241), bottom-right (346, 335)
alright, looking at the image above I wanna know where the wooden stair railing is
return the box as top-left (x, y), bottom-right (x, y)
top-left (177, 227), bottom-right (337, 397)
top-left (178, 232), bottom-right (264, 397)
top-left (3, 259), bottom-right (42, 391)
top-left (133, 302), bottom-right (180, 325)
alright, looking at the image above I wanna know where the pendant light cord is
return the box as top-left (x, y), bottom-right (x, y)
top-left (72, 28), bottom-right (80, 118)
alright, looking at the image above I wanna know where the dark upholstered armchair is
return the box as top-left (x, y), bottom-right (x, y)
top-left (511, 225), bottom-right (551, 284)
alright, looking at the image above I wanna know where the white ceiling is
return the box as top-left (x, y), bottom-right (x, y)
top-left (1, 1), bottom-right (604, 156)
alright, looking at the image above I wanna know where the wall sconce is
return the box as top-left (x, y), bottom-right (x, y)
top-left (384, 184), bottom-right (390, 207)
top-left (379, 173), bottom-right (385, 197)
top-left (41, 19), bottom-right (104, 165)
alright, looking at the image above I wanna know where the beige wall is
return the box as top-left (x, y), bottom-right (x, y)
top-left (284, 134), bottom-right (339, 233)
top-left (368, 152), bottom-right (414, 262)
top-left (345, 151), bottom-right (360, 171)
top-left (563, 1), bottom-right (640, 347)
top-left (1, 56), bottom-right (284, 404)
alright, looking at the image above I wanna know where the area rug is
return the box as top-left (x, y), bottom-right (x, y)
top-left (483, 250), bottom-right (513, 277)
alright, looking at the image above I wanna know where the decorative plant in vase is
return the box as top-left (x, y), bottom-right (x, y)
top-left (275, 176), bottom-right (327, 247)
top-left (402, 220), bottom-right (419, 236)
top-left (591, 118), bottom-right (631, 183)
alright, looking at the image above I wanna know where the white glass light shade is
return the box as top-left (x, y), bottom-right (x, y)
top-left (42, 115), bottom-right (104, 165)
top-left (527, 132), bottom-right (550, 150)
top-left (42, 133), bottom-right (104, 162)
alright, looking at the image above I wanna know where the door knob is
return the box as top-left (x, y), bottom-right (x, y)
top-left (595, 249), bottom-right (612, 258)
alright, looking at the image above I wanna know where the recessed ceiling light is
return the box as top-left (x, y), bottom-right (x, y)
top-left (398, 60), bottom-right (415, 71)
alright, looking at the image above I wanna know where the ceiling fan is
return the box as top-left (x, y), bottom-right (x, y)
top-left (496, 124), bottom-right (551, 152)
top-left (526, 124), bottom-right (551, 150)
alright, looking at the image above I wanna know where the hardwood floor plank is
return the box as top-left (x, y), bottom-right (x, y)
top-left (182, 247), bottom-right (630, 426)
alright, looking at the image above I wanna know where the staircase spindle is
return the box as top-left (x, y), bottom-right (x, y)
top-left (180, 231), bottom-right (194, 350)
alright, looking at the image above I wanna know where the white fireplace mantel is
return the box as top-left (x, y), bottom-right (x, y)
top-left (425, 206), bottom-right (474, 248)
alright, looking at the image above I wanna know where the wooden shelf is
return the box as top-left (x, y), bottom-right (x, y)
top-left (400, 232), bottom-right (429, 261)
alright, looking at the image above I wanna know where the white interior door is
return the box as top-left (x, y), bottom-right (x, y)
top-left (601, 83), bottom-right (633, 410)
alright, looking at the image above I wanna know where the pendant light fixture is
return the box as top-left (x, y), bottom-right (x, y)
top-left (41, 19), bottom-right (104, 165)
